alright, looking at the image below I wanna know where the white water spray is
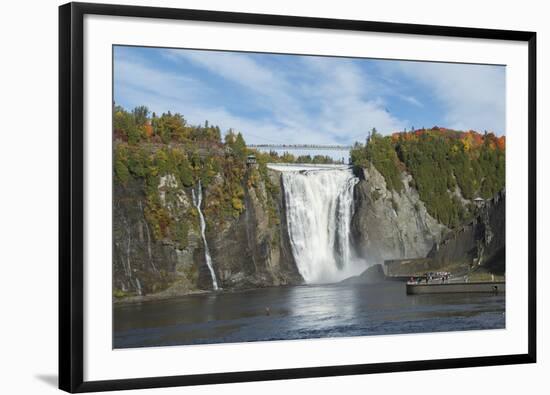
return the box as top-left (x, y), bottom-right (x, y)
top-left (270, 164), bottom-right (363, 283)
top-left (192, 180), bottom-right (219, 290)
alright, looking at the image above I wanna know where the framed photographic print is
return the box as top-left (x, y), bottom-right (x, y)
top-left (59, 2), bottom-right (536, 392)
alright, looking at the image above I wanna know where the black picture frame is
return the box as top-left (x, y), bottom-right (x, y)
top-left (59, 2), bottom-right (537, 392)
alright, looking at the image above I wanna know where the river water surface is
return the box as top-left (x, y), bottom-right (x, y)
top-left (113, 282), bottom-right (505, 348)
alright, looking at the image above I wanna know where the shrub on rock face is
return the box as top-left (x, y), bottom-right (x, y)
top-left (114, 144), bottom-right (130, 184)
top-left (231, 197), bottom-right (244, 213)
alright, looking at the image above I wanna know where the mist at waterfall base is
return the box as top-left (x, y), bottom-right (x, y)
top-left (113, 165), bottom-right (505, 348)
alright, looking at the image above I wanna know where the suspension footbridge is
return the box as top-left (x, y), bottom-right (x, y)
top-left (246, 144), bottom-right (353, 151)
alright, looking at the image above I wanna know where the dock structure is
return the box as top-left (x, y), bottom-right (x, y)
top-left (406, 281), bottom-right (505, 295)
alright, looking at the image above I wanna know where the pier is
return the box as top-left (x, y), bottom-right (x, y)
top-left (406, 281), bottom-right (505, 295)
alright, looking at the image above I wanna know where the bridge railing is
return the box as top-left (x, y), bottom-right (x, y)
top-left (247, 144), bottom-right (353, 150)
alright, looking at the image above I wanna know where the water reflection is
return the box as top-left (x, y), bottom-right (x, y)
top-left (287, 284), bottom-right (360, 332)
top-left (113, 282), bottom-right (505, 349)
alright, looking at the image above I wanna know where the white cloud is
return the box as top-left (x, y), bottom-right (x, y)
top-left (165, 50), bottom-right (305, 125)
top-left (114, 59), bottom-right (211, 109)
top-left (393, 61), bottom-right (505, 134)
top-left (116, 48), bottom-right (505, 150)
top-left (117, 49), bottom-right (410, 149)
top-left (400, 95), bottom-right (424, 107)
top-left (114, 56), bottom-right (336, 146)
top-left (118, 49), bottom-right (508, 155)
top-left (298, 57), bottom-right (406, 138)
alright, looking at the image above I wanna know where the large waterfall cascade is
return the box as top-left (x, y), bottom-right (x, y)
top-left (192, 180), bottom-right (219, 290)
top-left (269, 164), bottom-right (364, 283)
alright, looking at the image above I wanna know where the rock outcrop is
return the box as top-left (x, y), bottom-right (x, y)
top-left (113, 178), bottom-right (200, 297)
top-left (426, 190), bottom-right (505, 273)
top-left (113, 167), bottom-right (302, 299)
top-left (206, 169), bottom-right (302, 289)
top-left (351, 165), bottom-right (448, 265)
top-left (340, 264), bottom-right (387, 284)
top-left (381, 190), bottom-right (505, 277)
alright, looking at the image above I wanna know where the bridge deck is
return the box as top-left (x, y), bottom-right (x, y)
top-left (247, 144), bottom-right (352, 151)
top-left (266, 163), bottom-right (352, 171)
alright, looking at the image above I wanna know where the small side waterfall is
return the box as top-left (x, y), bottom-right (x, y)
top-left (192, 180), bottom-right (219, 290)
top-left (270, 164), bottom-right (362, 284)
top-left (135, 278), bottom-right (143, 296)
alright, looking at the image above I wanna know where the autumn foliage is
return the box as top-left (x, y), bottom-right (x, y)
top-left (352, 127), bottom-right (505, 228)
top-left (391, 127), bottom-right (505, 153)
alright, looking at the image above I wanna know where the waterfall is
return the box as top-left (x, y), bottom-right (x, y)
top-left (192, 180), bottom-right (219, 290)
top-left (135, 278), bottom-right (143, 296)
top-left (272, 164), bottom-right (362, 283)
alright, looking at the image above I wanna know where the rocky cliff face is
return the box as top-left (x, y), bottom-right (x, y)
top-left (113, 177), bottom-right (198, 297)
top-left (113, 159), bottom-right (503, 298)
top-left (206, 168), bottom-right (302, 289)
top-left (113, 167), bottom-right (302, 299)
top-left (426, 190), bottom-right (505, 273)
top-left (351, 165), bottom-right (448, 265)
top-left (382, 190), bottom-right (505, 277)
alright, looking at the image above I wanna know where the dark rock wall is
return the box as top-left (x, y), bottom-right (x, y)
top-left (208, 169), bottom-right (302, 289)
top-left (113, 179), bottom-right (189, 296)
top-left (427, 190), bottom-right (505, 272)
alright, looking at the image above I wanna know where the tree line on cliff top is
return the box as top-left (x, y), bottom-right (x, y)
top-left (113, 105), bottom-right (337, 176)
top-left (113, 105), bottom-right (337, 246)
top-left (113, 105), bottom-right (505, 231)
top-left (350, 127), bottom-right (505, 228)
top-left (113, 105), bottom-right (336, 189)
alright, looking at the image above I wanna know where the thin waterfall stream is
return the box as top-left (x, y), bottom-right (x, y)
top-left (192, 180), bottom-right (219, 290)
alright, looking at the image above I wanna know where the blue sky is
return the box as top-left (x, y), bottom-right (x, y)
top-left (114, 45), bottom-right (505, 147)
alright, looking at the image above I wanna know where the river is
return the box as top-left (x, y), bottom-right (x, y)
top-left (113, 282), bottom-right (505, 348)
